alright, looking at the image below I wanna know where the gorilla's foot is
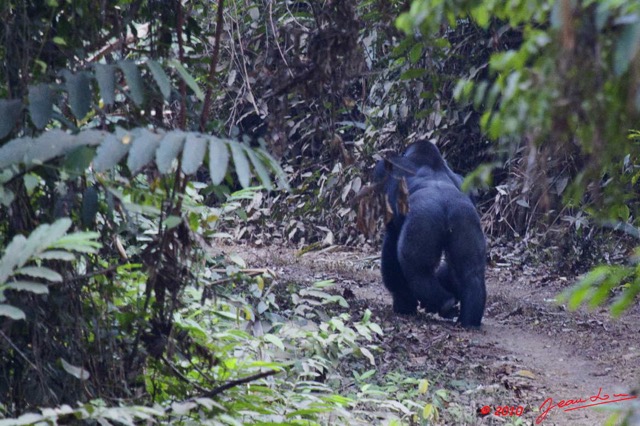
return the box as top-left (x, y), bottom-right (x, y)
top-left (437, 298), bottom-right (459, 319)
top-left (392, 296), bottom-right (418, 315)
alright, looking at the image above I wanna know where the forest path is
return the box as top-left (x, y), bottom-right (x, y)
top-left (236, 244), bottom-right (640, 425)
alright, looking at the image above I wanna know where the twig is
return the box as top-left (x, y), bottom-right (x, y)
top-left (269, 1), bottom-right (293, 78)
top-left (164, 369), bottom-right (281, 415)
top-left (203, 369), bottom-right (279, 398)
top-left (176, 2), bottom-right (187, 129)
top-left (161, 355), bottom-right (209, 393)
top-left (64, 264), bottom-right (125, 282)
top-left (0, 330), bottom-right (39, 371)
top-left (199, 0), bottom-right (225, 132)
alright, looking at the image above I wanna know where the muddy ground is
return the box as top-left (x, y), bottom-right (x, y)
top-left (236, 244), bottom-right (640, 425)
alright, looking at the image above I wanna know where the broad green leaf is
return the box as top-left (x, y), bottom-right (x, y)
top-left (229, 142), bottom-right (251, 188)
top-left (22, 175), bottom-right (38, 193)
top-left (146, 60), bottom-right (172, 100)
top-left (0, 187), bottom-right (15, 207)
top-left (0, 235), bottom-right (27, 284)
top-left (64, 146), bottom-right (96, 174)
top-left (399, 68), bottom-right (427, 80)
top-left (208, 136), bottom-right (229, 185)
top-left (0, 304), bottom-right (26, 320)
top-left (408, 43), bottom-right (423, 64)
top-left (15, 266), bottom-right (62, 282)
top-left (0, 136), bottom-right (35, 169)
top-left (93, 129), bottom-right (132, 172)
top-left (0, 99), bottom-right (22, 138)
top-left (118, 60), bottom-right (145, 106)
top-left (360, 347), bottom-right (375, 365)
top-left (164, 215), bottom-right (182, 229)
top-left (11, 219), bottom-right (73, 272)
top-left (170, 59), bottom-right (204, 100)
top-left (63, 70), bottom-right (91, 119)
top-left (595, 3), bottom-right (611, 31)
top-left (471, 4), bottom-right (490, 28)
top-left (257, 149), bottom-right (289, 190)
top-left (395, 13), bottom-right (412, 34)
top-left (181, 133), bottom-right (207, 175)
top-left (264, 334), bottom-right (285, 351)
top-left (4, 281), bottom-right (49, 294)
top-left (311, 280), bottom-right (335, 289)
top-left (171, 401), bottom-right (197, 416)
top-left (28, 83), bottom-right (53, 129)
top-left (50, 231), bottom-right (101, 253)
top-left (245, 147), bottom-right (273, 190)
top-left (423, 403), bottom-right (435, 419)
top-left (156, 131), bottom-right (186, 173)
top-left (588, 268), bottom-right (625, 308)
top-left (564, 267), bottom-right (609, 309)
top-left (36, 250), bottom-right (76, 261)
top-left (614, 21), bottom-right (640, 76)
top-left (60, 358), bottom-right (90, 380)
top-left (28, 130), bottom-right (75, 165)
top-left (229, 252), bottom-right (246, 268)
top-left (75, 129), bottom-right (108, 147)
top-left (369, 322), bottom-right (383, 335)
top-left (127, 128), bottom-right (163, 173)
top-left (94, 63), bottom-right (116, 106)
top-left (194, 398), bottom-right (223, 411)
top-left (362, 309), bottom-right (371, 322)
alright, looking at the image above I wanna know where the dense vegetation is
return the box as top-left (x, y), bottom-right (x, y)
top-left (1, 0), bottom-right (639, 424)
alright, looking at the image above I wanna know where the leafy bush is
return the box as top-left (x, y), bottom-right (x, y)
top-left (0, 278), bottom-right (450, 425)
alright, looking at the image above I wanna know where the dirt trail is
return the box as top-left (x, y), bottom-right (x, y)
top-left (237, 244), bottom-right (640, 425)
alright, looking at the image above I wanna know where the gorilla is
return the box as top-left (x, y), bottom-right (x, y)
top-left (374, 141), bottom-right (486, 328)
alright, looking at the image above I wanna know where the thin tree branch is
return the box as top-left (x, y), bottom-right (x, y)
top-left (203, 369), bottom-right (280, 398)
top-left (176, 1), bottom-right (187, 130)
top-left (199, 0), bottom-right (225, 132)
top-left (64, 263), bottom-right (125, 282)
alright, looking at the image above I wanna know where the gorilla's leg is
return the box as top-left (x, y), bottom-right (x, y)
top-left (435, 262), bottom-right (454, 292)
top-left (381, 220), bottom-right (417, 314)
top-left (445, 210), bottom-right (486, 328)
top-left (397, 202), bottom-right (457, 318)
top-left (435, 262), bottom-right (460, 319)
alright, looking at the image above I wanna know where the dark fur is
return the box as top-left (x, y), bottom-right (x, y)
top-left (375, 141), bottom-right (486, 327)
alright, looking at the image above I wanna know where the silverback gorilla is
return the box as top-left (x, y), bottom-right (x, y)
top-left (374, 141), bottom-right (486, 328)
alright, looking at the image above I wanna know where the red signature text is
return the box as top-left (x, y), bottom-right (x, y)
top-left (536, 388), bottom-right (637, 424)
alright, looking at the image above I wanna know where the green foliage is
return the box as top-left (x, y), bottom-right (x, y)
top-left (0, 100), bottom-right (22, 138)
top-left (560, 261), bottom-right (640, 317)
top-left (0, 127), bottom-right (286, 196)
top-left (27, 84), bottom-right (53, 130)
top-left (1, 59), bottom-right (208, 136)
top-left (63, 70), bottom-right (92, 120)
top-left (94, 64), bottom-right (116, 106)
top-left (0, 277), bottom-right (442, 425)
top-left (0, 218), bottom-right (100, 320)
top-left (169, 59), bottom-right (205, 101)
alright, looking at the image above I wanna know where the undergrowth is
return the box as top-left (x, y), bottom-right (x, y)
top-left (0, 269), bottom-right (456, 425)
